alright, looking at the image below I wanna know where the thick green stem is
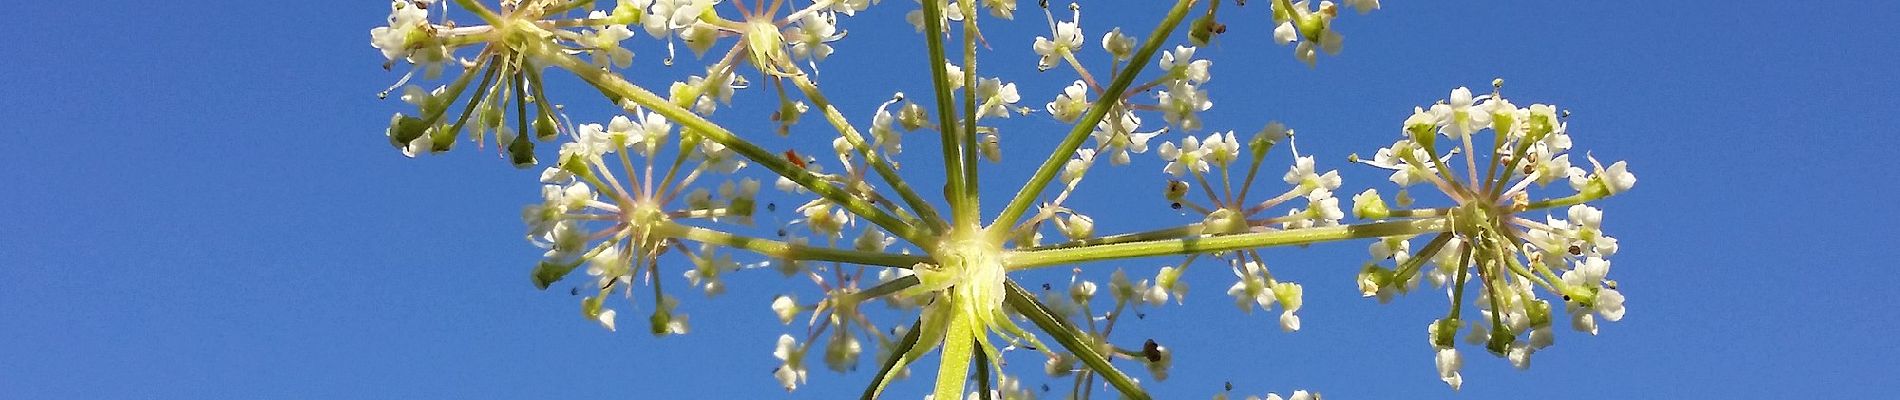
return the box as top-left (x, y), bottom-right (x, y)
top-left (990, 0), bottom-right (1201, 234)
top-left (541, 50), bottom-right (933, 246)
top-left (933, 311), bottom-right (976, 400)
top-left (919, 0), bottom-right (971, 226)
top-left (653, 222), bottom-right (926, 268)
top-left (1006, 218), bottom-right (1449, 270)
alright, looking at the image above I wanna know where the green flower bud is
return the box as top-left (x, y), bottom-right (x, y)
top-left (531, 259), bottom-right (579, 290)
top-left (1352, 189), bottom-right (1391, 220)
top-left (1486, 325), bottom-right (1516, 356)
top-left (387, 113), bottom-right (430, 147)
top-left (508, 131), bottom-right (536, 167)
top-left (581, 296), bottom-right (604, 318)
top-left (1432, 317), bottom-right (1461, 348)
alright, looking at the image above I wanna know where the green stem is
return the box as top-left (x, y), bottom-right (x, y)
top-left (1004, 281), bottom-right (1150, 400)
top-left (1019, 224), bottom-right (1202, 252)
top-left (541, 50), bottom-right (933, 246)
top-left (933, 311), bottom-right (976, 400)
top-left (1525, 193), bottom-right (1593, 211)
top-left (990, 0), bottom-right (1201, 235)
top-left (452, 0), bottom-right (503, 25)
top-left (918, 0), bottom-right (970, 226)
top-left (653, 222), bottom-right (926, 268)
top-left (1007, 218), bottom-right (1449, 270)
top-left (957, 0), bottom-right (982, 228)
top-left (852, 275), bottom-right (921, 302)
top-left (973, 342), bottom-right (993, 400)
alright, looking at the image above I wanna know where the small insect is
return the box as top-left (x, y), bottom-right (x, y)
top-left (784, 149), bottom-right (808, 169)
top-left (1142, 339), bottom-right (1162, 362)
top-left (1042, 283), bottom-right (1052, 290)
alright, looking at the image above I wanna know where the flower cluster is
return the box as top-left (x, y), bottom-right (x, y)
top-left (1348, 82), bottom-right (1635, 389)
top-left (367, 0), bottom-right (1642, 398)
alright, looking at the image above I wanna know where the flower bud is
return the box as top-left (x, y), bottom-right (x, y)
top-left (508, 130), bottom-right (537, 168)
top-left (1069, 280), bottom-right (1097, 303)
top-left (1045, 353), bottom-right (1076, 377)
top-left (1430, 318), bottom-right (1461, 348)
top-left (980, 133), bottom-right (1002, 162)
top-left (1201, 208), bottom-right (1248, 235)
top-left (1102, 28), bottom-right (1134, 61)
top-left (1061, 214), bottom-right (1094, 241)
top-left (824, 333), bottom-right (862, 372)
top-left (898, 102), bottom-right (928, 131)
top-left (772, 295), bottom-right (799, 325)
top-left (1351, 189), bottom-right (1390, 219)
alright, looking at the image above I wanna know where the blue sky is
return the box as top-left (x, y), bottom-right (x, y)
top-left (2, 1), bottom-right (1896, 398)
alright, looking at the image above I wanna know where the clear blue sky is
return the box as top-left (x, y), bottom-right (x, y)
top-left (3, 1), bottom-right (1895, 398)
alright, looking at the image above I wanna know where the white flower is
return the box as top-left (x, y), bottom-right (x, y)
top-left (1272, 281), bottom-right (1304, 331)
top-left (684, 246), bottom-right (735, 296)
top-left (786, 11), bottom-right (844, 61)
top-left (823, 332), bottom-right (862, 372)
top-left (828, 0), bottom-right (873, 15)
top-left (1090, 110), bottom-right (1160, 166)
top-left (772, 295), bottom-right (799, 324)
top-left (1435, 347), bottom-right (1464, 390)
top-left (1061, 149), bottom-right (1096, 185)
top-left (1272, 1), bottom-right (1343, 66)
top-left (1033, 17), bottom-right (1084, 71)
top-left (854, 228), bottom-right (896, 252)
top-left (1046, 80), bottom-right (1090, 122)
top-left (1596, 288), bottom-right (1626, 321)
top-left (1272, 20), bottom-right (1298, 45)
top-left (579, 13), bottom-right (636, 68)
top-left (1598, 159), bottom-right (1638, 195)
top-left (772, 334), bottom-right (808, 391)
top-left (1159, 46), bottom-right (1212, 84)
top-left (1152, 266), bottom-right (1188, 305)
top-left (1227, 261), bottom-right (1274, 313)
top-left (1158, 135), bottom-right (1210, 177)
top-left (975, 78), bottom-right (1022, 119)
top-left (1507, 343), bottom-right (1534, 370)
top-left (1283, 156), bottom-right (1343, 196)
top-left (585, 247), bottom-right (631, 288)
top-left (1203, 131), bottom-right (1242, 167)
top-left (870, 103), bottom-right (904, 155)
top-left (1070, 280), bottom-right (1098, 303)
top-left (370, 1), bottom-right (432, 61)
top-left (1155, 81), bottom-right (1211, 130)
top-left (905, 0), bottom-right (965, 33)
top-left (1431, 87), bottom-right (1492, 140)
top-left (1101, 28), bottom-right (1135, 60)
top-left (595, 308), bottom-right (618, 331)
top-left (981, 0), bottom-right (1018, 19)
top-left (1301, 190), bottom-right (1345, 228)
